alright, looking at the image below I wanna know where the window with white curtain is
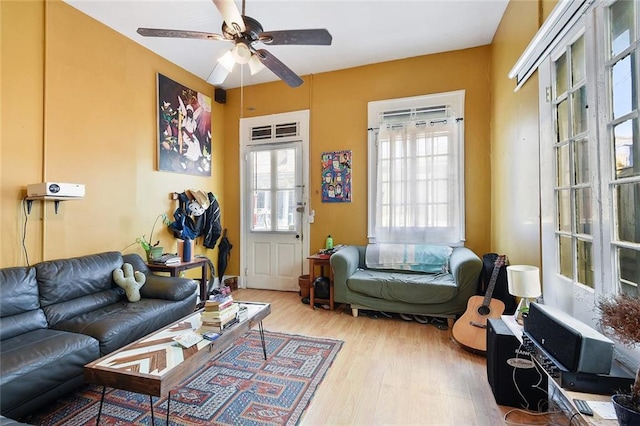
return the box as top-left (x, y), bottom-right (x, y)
top-left (367, 91), bottom-right (465, 245)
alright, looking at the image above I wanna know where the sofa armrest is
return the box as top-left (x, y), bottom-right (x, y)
top-left (140, 274), bottom-right (198, 301)
top-left (330, 246), bottom-right (360, 303)
top-left (121, 253), bottom-right (198, 301)
top-left (449, 247), bottom-right (482, 300)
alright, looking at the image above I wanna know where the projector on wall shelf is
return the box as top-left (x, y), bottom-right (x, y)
top-left (27, 182), bottom-right (85, 198)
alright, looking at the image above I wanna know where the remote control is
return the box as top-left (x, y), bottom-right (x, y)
top-left (573, 399), bottom-right (593, 416)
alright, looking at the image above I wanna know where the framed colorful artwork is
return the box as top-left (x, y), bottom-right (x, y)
top-left (321, 150), bottom-right (352, 202)
top-left (157, 73), bottom-right (212, 176)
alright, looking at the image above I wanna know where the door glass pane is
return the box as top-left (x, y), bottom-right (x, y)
top-left (559, 235), bottom-right (573, 278)
top-left (618, 247), bottom-right (640, 292)
top-left (576, 188), bottom-right (592, 235)
top-left (276, 190), bottom-right (295, 231)
top-left (577, 239), bottom-right (594, 288)
top-left (614, 119), bottom-right (637, 177)
top-left (276, 149), bottom-right (296, 189)
top-left (557, 144), bottom-right (570, 186)
top-left (557, 189), bottom-right (571, 232)
top-left (574, 138), bottom-right (590, 184)
top-left (571, 36), bottom-right (586, 84)
top-left (616, 181), bottom-right (640, 243)
top-left (557, 99), bottom-right (569, 142)
top-left (572, 86), bottom-right (588, 135)
top-left (610, 0), bottom-right (635, 57)
top-left (254, 151), bottom-right (271, 189)
top-left (252, 190), bottom-right (271, 231)
top-left (555, 53), bottom-right (568, 96)
top-left (611, 54), bottom-right (634, 119)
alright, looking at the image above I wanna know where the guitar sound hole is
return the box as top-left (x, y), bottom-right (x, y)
top-left (477, 306), bottom-right (490, 316)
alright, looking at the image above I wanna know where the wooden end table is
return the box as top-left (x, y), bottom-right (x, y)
top-left (84, 302), bottom-right (271, 425)
top-left (147, 257), bottom-right (209, 307)
top-left (308, 253), bottom-right (334, 310)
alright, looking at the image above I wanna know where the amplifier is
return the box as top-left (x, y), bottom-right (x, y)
top-left (522, 332), bottom-right (635, 395)
top-left (524, 303), bottom-right (613, 374)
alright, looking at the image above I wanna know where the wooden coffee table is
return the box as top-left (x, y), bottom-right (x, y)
top-left (84, 301), bottom-right (271, 425)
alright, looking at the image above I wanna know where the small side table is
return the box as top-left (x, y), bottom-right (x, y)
top-left (308, 254), bottom-right (334, 310)
top-left (147, 257), bottom-right (209, 307)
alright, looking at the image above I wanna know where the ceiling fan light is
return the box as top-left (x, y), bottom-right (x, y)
top-left (232, 42), bottom-right (252, 64)
top-left (217, 50), bottom-right (236, 73)
top-left (248, 55), bottom-right (265, 75)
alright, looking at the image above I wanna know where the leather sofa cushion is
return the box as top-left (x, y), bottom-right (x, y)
top-left (36, 252), bottom-right (123, 326)
top-left (0, 329), bottom-right (99, 415)
top-left (53, 297), bottom-right (195, 355)
top-left (0, 267), bottom-right (48, 340)
top-left (347, 269), bottom-right (458, 304)
top-left (36, 251), bottom-right (122, 304)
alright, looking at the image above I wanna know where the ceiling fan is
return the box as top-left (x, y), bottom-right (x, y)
top-left (137, 0), bottom-right (332, 88)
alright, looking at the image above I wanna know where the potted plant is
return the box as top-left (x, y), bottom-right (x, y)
top-left (598, 293), bottom-right (640, 425)
top-left (122, 213), bottom-right (170, 262)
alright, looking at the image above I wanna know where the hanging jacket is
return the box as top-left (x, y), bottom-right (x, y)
top-left (169, 191), bottom-right (221, 248)
top-left (199, 192), bottom-right (222, 249)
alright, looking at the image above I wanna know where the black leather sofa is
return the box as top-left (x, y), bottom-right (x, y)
top-left (0, 251), bottom-right (198, 421)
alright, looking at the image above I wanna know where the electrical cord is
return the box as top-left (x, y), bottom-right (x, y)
top-left (21, 197), bottom-right (31, 267)
top-left (503, 408), bottom-right (571, 426)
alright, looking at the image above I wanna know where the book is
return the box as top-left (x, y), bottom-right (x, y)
top-left (204, 303), bottom-right (238, 318)
top-left (202, 313), bottom-right (238, 329)
top-left (237, 305), bottom-right (249, 322)
top-left (204, 297), bottom-right (234, 311)
top-left (172, 331), bottom-right (203, 348)
top-left (150, 254), bottom-right (181, 265)
top-left (202, 305), bottom-right (239, 325)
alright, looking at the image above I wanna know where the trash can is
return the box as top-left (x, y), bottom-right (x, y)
top-left (298, 274), bottom-right (310, 298)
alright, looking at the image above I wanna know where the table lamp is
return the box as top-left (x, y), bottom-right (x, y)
top-left (506, 265), bottom-right (542, 324)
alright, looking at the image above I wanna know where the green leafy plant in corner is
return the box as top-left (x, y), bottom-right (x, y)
top-left (598, 293), bottom-right (640, 414)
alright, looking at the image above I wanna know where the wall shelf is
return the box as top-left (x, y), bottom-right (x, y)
top-left (25, 196), bottom-right (83, 214)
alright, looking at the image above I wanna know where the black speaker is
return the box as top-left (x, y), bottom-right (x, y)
top-left (487, 319), bottom-right (549, 411)
top-left (215, 88), bottom-right (226, 104)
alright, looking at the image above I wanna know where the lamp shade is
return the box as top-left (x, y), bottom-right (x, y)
top-left (506, 265), bottom-right (541, 298)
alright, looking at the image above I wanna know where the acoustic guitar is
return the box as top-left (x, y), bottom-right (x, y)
top-left (452, 255), bottom-right (506, 353)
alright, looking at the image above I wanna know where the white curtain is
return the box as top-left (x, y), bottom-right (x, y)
top-left (374, 119), bottom-right (463, 244)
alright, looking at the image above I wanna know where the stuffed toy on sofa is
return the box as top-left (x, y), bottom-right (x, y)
top-left (113, 263), bottom-right (146, 302)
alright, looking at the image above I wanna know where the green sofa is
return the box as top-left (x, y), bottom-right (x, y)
top-left (331, 245), bottom-right (482, 326)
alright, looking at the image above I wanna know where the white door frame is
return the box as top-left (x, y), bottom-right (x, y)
top-left (239, 110), bottom-right (311, 289)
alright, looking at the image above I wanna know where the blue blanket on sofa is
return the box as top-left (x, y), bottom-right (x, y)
top-left (365, 244), bottom-right (453, 273)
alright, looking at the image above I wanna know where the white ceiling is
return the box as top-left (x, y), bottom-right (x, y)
top-left (63, 0), bottom-right (509, 89)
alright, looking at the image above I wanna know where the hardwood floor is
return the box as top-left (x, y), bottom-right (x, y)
top-left (232, 289), bottom-right (570, 426)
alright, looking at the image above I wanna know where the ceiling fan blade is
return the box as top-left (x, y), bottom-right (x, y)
top-left (259, 29), bottom-right (332, 46)
top-left (137, 28), bottom-right (228, 41)
top-left (255, 49), bottom-right (303, 88)
top-left (207, 61), bottom-right (231, 85)
top-left (212, 0), bottom-right (246, 34)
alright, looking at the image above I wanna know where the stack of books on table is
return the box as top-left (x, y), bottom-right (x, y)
top-left (150, 254), bottom-right (181, 265)
top-left (201, 295), bottom-right (239, 331)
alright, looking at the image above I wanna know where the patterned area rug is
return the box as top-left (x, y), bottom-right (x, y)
top-left (26, 330), bottom-right (343, 426)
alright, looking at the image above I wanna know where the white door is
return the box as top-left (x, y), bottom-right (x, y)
top-left (240, 111), bottom-right (310, 291)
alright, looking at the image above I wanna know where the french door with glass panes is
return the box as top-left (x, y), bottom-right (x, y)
top-left (539, 21), bottom-right (601, 316)
top-left (240, 111), bottom-right (309, 292)
top-left (539, 0), bottom-right (640, 321)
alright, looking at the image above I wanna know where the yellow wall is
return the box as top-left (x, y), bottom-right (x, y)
top-left (489, 0), bottom-right (557, 271)
top-left (223, 47), bottom-right (493, 275)
top-left (2, 0), bottom-right (559, 282)
top-left (1, 0), bottom-right (224, 268)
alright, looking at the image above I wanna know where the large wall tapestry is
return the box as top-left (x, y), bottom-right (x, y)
top-left (321, 150), bottom-right (352, 202)
top-left (157, 73), bottom-right (212, 176)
